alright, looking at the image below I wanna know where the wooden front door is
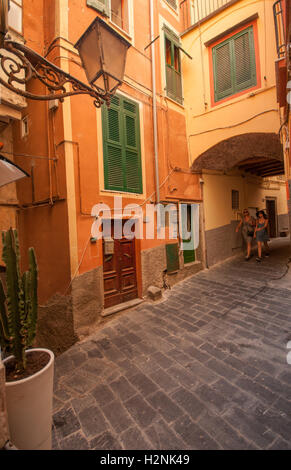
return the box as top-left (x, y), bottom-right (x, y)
top-left (103, 224), bottom-right (138, 309)
top-left (266, 199), bottom-right (277, 238)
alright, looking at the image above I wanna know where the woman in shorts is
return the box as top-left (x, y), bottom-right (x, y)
top-left (236, 209), bottom-right (256, 261)
top-left (254, 210), bottom-right (270, 262)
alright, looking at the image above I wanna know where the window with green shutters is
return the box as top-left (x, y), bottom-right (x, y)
top-left (164, 27), bottom-right (183, 104)
top-left (102, 95), bottom-right (143, 194)
top-left (86, 0), bottom-right (110, 17)
top-left (212, 26), bottom-right (257, 103)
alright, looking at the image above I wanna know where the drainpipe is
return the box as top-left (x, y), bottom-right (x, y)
top-left (150, 0), bottom-right (160, 203)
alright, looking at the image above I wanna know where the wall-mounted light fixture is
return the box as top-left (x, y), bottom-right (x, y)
top-left (0, 1), bottom-right (131, 108)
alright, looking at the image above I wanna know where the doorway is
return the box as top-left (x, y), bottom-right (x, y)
top-left (266, 198), bottom-right (277, 238)
top-left (103, 220), bottom-right (138, 309)
top-left (181, 204), bottom-right (196, 265)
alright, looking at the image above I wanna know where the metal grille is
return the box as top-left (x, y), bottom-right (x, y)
top-left (232, 190), bottom-right (240, 210)
top-left (273, 0), bottom-right (286, 58)
top-left (192, 0), bottom-right (235, 24)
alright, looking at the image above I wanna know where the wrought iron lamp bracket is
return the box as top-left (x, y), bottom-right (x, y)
top-left (0, 39), bottom-right (112, 107)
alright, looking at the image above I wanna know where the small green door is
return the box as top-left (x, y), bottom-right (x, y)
top-left (181, 204), bottom-right (195, 264)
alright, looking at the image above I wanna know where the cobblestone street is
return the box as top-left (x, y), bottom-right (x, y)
top-left (53, 239), bottom-right (291, 450)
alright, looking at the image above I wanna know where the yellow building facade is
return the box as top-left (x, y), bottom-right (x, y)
top-left (181, 0), bottom-right (289, 266)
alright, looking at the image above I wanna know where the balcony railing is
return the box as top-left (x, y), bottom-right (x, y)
top-left (273, 0), bottom-right (286, 58)
top-left (191, 0), bottom-right (236, 25)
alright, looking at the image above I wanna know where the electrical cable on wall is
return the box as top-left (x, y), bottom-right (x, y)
top-left (188, 109), bottom-right (279, 138)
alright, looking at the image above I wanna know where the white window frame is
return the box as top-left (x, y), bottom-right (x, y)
top-left (159, 15), bottom-right (184, 107)
top-left (21, 115), bottom-right (29, 139)
top-left (8, 0), bottom-right (23, 35)
top-left (87, 0), bottom-right (134, 39)
top-left (109, 0), bottom-right (134, 39)
top-left (190, 0), bottom-right (195, 25)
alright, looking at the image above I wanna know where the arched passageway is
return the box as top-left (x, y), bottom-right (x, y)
top-left (191, 132), bottom-right (284, 177)
top-left (191, 133), bottom-right (288, 267)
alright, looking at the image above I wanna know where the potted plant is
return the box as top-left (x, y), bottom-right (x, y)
top-left (0, 228), bottom-right (54, 450)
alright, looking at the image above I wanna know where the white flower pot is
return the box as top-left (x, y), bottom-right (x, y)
top-left (4, 348), bottom-right (54, 450)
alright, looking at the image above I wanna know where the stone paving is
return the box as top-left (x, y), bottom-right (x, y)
top-left (52, 239), bottom-right (291, 450)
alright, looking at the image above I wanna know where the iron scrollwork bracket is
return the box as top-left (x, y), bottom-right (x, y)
top-left (0, 39), bottom-right (112, 107)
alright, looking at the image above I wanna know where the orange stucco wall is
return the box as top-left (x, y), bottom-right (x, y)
top-left (11, 0), bottom-right (202, 304)
top-left (12, 0), bottom-right (71, 303)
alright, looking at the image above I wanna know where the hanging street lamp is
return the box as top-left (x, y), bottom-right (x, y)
top-left (75, 17), bottom-right (132, 97)
top-left (0, 1), bottom-right (131, 108)
top-left (0, 155), bottom-right (29, 188)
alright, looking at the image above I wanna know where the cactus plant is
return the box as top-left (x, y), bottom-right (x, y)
top-left (0, 228), bottom-right (38, 373)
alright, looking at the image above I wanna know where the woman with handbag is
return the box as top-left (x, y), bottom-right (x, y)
top-left (236, 209), bottom-right (256, 261)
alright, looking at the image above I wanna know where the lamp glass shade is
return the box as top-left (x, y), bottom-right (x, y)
top-left (0, 155), bottom-right (29, 188)
top-left (75, 17), bottom-right (131, 94)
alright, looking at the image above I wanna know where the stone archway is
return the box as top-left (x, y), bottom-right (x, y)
top-left (191, 132), bottom-right (284, 176)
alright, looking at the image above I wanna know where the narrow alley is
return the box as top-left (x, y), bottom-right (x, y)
top-left (52, 238), bottom-right (291, 450)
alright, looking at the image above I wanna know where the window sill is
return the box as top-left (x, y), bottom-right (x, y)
top-left (100, 189), bottom-right (144, 198)
top-left (182, 260), bottom-right (201, 268)
top-left (8, 27), bottom-right (24, 41)
top-left (191, 85), bottom-right (276, 121)
top-left (164, 93), bottom-right (185, 110)
top-left (210, 82), bottom-right (271, 109)
top-left (213, 84), bottom-right (258, 106)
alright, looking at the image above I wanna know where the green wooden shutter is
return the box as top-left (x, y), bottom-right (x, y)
top-left (181, 205), bottom-right (195, 264)
top-left (102, 95), bottom-right (143, 194)
top-left (213, 40), bottom-right (234, 101)
top-left (103, 95), bottom-right (124, 192)
top-left (123, 99), bottom-right (143, 194)
top-left (233, 27), bottom-right (257, 93)
top-left (213, 26), bottom-right (257, 102)
top-left (164, 28), bottom-right (183, 104)
top-left (163, 26), bottom-right (180, 45)
top-left (166, 243), bottom-right (180, 273)
top-left (87, 0), bottom-right (110, 17)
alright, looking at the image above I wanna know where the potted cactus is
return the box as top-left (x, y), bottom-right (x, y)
top-left (0, 228), bottom-right (54, 450)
